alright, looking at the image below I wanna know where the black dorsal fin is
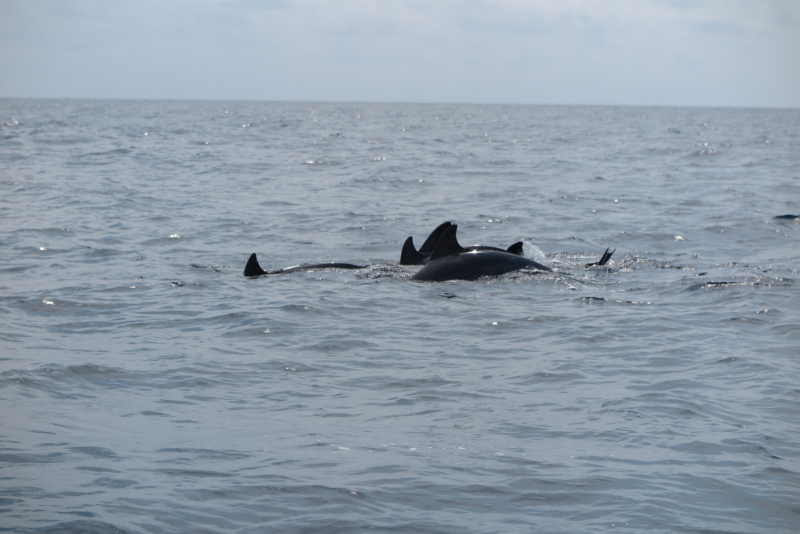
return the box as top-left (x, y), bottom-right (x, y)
top-left (400, 236), bottom-right (426, 265)
top-left (244, 253), bottom-right (267, 277)
top-left (429, 224), bottom-right (465, 261)
top-left (506, 242), bottom-right (524, 256)
top-left (585, 248), bottom-right (615, 267)
top-left (419, 221), bottom-right (452, 254)
top-left (597, 248), bottom-right (615, 266)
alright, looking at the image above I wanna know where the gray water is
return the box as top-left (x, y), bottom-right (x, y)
top-left (1, 100), bottom-right (798, 534)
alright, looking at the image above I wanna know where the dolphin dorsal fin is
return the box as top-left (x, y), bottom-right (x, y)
top-left (429, 224), bottom-right (465, 261)
top-left (244, 253), bottom-right (267, 277)
top-left (506, 242), bottom-right (524, 256)
top-left (585, 248), bottom-right (616, 267)
top-left (419, 221), bottom-right (452, 254)
top-left (597, 248), bottom-right (615, 266)
top-left (400, 236), bottom-right (426, 265)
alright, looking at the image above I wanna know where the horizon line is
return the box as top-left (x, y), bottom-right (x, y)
top-left (1, 96), bottom-right (797, 112)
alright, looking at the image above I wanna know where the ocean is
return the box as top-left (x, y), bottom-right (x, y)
top-left (1, 99), bottom-right (798, 533)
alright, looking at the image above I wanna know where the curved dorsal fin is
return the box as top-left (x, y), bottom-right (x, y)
top-left (400, 236), bottom-right (426, 265)
top-left (419, 221), bottom-right (452, 254)
top-left (506, 242), bottom-right (524, 256)
top-left (429, 224), bottom-right (465, 261)
top-left (244, 253), bottom-right (267, 277)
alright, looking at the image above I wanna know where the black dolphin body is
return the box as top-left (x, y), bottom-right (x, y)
top-left (244, 253), bottom-right (366, 277)
top-left (400, 221), bottom-right (524, 265)
top-left (412, 225), bottom-right (551, 282)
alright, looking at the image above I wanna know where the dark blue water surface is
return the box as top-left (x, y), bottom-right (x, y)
top-left (1, 100), bottom-right (798, 533)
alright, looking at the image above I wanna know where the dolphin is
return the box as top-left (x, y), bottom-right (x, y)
top-left (412, 224), bottom-right (552, 282)
top-left (400, 221), bottom-right (524, 265)
top-left (244, 253), bottom-right (366, 277)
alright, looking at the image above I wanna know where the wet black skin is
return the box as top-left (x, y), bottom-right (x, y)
top-left (243, 253), bottom-right (366, 277)
top-left (400, 221), bottom-right (524, 265)
top-left (413, 249), bottom-right (551, 281)
top-left (411, 224), bottom-right (551, 282)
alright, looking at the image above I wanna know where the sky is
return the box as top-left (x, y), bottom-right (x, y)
top-left (1, 0), bottom-right (798, 108)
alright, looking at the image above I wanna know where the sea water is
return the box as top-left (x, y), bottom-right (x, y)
top-left (1, 100), bottom-right (798, 533)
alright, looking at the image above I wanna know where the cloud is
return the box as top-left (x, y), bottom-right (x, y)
top-left (0, 0), bottom-right (797, 106)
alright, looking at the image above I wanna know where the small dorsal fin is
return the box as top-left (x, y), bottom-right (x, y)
top-left (419, 221), bottom-right (452, 254)
top-left (244, 253), bottom-right (267, 277)
top-left (429, 224), bottom-right (465, 261)
top-left (400, 236), bottom-right (426, 265)
top-left (506, 242), bottom-right (524, 256)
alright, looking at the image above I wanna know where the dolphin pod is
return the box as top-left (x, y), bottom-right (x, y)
top-left (244, 221), bottom-right (614, 281)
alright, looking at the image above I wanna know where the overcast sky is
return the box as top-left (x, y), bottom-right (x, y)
top-left (1, 0), bottom-right (798, 107)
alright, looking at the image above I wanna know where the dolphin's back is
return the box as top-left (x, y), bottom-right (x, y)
top-left (412, 250), bottom-right (549, 282)
top-left (275, 262), bottom-right (365, 274)
top-left (244, 253), bottom-right (366, 277)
